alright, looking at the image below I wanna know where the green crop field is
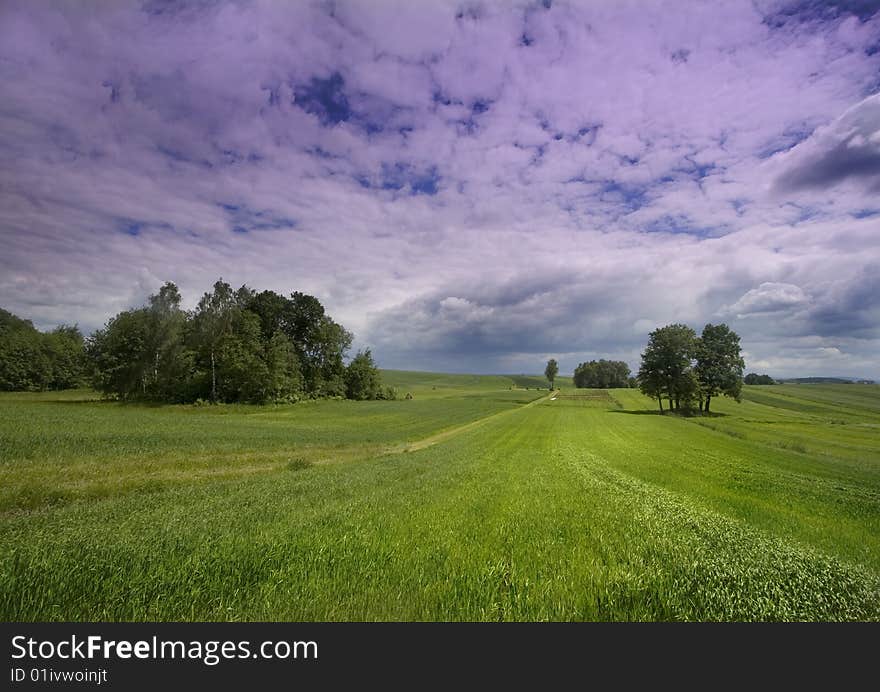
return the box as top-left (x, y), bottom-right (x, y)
top-left (1, 375), bottom-right (878, 621)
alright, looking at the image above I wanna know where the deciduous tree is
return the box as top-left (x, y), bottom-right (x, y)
top-left (695, 323), bottom-right (744, 413)
top-left (545, 358), bottom-right (558, 389)
top-left (638, 324), bottom-right (697, 412)
top-left (573, 359), bottom-right (630, 388)
top-left (191, 279), bottom-right (237, 401)
top-left (344, 349), bottom-right (382, 400)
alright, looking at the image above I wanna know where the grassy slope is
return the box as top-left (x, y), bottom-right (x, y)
top-left (0, 381), bottom-right (877, 621)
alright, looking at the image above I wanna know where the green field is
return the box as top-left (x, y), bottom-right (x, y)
top-left (1, 374), bottom-right (878, 621)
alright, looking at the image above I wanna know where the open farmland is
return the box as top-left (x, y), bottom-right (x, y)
top-left (1, 375), bottom-right (878, 621)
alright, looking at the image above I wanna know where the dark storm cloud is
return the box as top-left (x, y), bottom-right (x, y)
top-left (772, 93), bottom-right (880, 191)
top-left (775, 140), bottom-right (880, 191)
top-left (773, 94), bottom-right (880, 192)
top-left (761, 0), bottom-right (880, 27)
top-left (804, 265), bottom-right (880, 339)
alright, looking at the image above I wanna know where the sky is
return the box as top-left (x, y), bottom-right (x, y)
top-left (1, 0), bottom-right (879, 378)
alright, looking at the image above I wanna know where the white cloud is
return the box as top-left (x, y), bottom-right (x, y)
top-left (722, 282), bottom-right (810, 318)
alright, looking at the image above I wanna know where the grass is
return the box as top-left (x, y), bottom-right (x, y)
top-left (0, 378), bottom-right (878, 621)
top-left (0, 380), bottom-right (541, 512)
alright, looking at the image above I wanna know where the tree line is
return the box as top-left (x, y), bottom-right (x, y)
top-left (0, 309), bottom-right (87, 391)
top-left (1, 280), bottom-right (393, 403)
top-left (744, 373), bottom-right (775, 385)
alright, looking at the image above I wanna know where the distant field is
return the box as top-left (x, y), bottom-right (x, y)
top-left (1, 377), bottom-right (878, 621)
top-left (379, 369), bottom-right (570, 394)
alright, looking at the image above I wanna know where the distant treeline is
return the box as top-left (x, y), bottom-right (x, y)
top-left (0, 280), bottom-right (393, 403)
top-left (0, 309), bottom-right (87, 391)
top-left (775, 377), bottom-right (875, 385)
top-left (744, 373), bottom-right (775, 385)
top-left (573, 359), bottom-right (633, 389)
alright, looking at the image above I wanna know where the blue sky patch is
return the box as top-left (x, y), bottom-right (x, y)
top-left (758, 126), bottom-right (813, 158)
top-left (218, 202), bottom-right (297, 233)
top-left (295, 72), bottom-right (351, 126)
top-left (644, 214), bottom-right (719, 237)
top-left (369, 163), bottom-right (441, 195)
top-left (678, 156), bottom-right (716, 180)
top-left (116, 219), bottom-right (173, 237)
top-left (763, 0), bottom-right (880, 28)
top-left (600, 181), bottom-right (647, 212)
top-left (852, 208), bottom-right (880, 218)
top-left (471, 100), bottom-right (491, 115)
top-left (671, 48), bottom-right (690, 64)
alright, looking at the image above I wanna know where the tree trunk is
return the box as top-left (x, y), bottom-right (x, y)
top-left (211, 349), bottom-right (216, 401)
top-left (705, 395), bottom-right (711, 413)
top-left (658, 397), bottom-right (663, 413)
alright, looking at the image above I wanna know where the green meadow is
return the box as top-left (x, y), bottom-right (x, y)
top-left (1, 374), bottom-right (878, 621)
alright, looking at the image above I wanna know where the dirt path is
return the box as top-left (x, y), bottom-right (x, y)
top-left (390, 389), bottom-right (555, 454)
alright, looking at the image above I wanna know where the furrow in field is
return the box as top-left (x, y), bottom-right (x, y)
top-left (392, 390), bottom-right (553, 453)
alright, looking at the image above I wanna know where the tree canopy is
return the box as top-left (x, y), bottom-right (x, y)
top-left (638, 324), bottom-right (697, 412)
top-left (83, 279), bottom-right (371, 403)
top-left (638, 322), bottom-right (744, 414)
top-left (695, 323), bottom-right (744, 412)
top-left (344, 349), bottom-right (383, 400)
top-left (573, 359), bottom-right (631, 389)
top-left (744, 373), bottom-right (775, 385)
top-left (0, 309), bottom-right (86, 391)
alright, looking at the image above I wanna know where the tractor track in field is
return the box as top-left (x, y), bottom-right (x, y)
top-left (390, 389), bottom-right (555, 454)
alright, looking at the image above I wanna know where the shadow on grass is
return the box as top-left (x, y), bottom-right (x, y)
top-left (608, 409), bottom-right (729, 418)
top-left (48, 398), bottom-right (118, 405)
top-left (608, 409), bottom-right (663, 416)
top-left (46, 398), bottom-right (170, 407)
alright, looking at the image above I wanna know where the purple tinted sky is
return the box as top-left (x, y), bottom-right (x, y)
top-left (1, 0), bottom-right (879, 377)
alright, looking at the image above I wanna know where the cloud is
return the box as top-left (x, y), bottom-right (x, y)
top-left (1, 0), bottom-right (879, 379)
top-left (802, 263), bottom-right (880, 339)
top-left (721, 282), bottom-right (810, 318)
top-left (772, 94), bottom-right (880, 193)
